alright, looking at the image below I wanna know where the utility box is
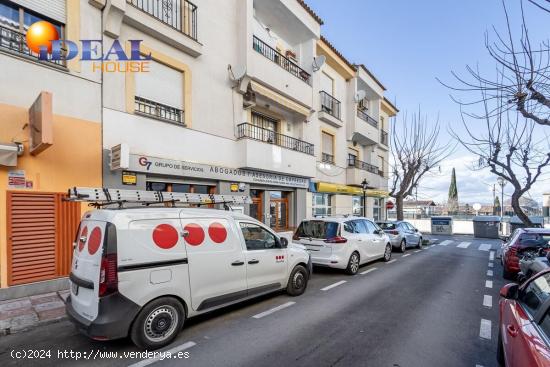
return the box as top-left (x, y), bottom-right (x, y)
top-left (510, 216), bottom-right (544, 233)
top-left (431, 216), bottom-right (453, 235)
top-left (473, 216), bottom-right (501, 239)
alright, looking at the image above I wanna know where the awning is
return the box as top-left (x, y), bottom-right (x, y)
top-left (250, 81), bottom-right (310, 117)
top-left (314, 182), bottom-right (389, 198)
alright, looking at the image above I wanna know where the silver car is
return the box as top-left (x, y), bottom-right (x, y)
top-left (376, 221), bottom-right (423, 252)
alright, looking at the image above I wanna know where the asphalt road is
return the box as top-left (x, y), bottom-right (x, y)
top-left (0, 235), bottom-right (506, 367)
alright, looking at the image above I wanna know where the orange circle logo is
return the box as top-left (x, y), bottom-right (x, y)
top-left (26, 21), bottom-right (59, 54)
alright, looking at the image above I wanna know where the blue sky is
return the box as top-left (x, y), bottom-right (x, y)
top-left (307, 0), bottom-right (550, 205)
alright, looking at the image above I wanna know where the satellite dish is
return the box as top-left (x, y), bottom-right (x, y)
top-left (312, 55), bottom-right (326, 72)
top-left (354, 90), bottom-right (367, 103)
top-left (228, 64), bottom-right (247, 82)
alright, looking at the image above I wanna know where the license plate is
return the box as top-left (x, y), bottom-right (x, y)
top-left (72, 282), bottom-right (79, 296)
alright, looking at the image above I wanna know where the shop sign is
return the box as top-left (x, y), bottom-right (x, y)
top-left (8, 170), bottom-right (26, 189)
top-left (129, 155), bottom-right (309, 189)
top-left (122, 171), bottom-right (137, 185)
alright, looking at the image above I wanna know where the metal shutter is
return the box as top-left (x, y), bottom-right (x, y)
top-left (7, 192), bottom-right (80, 286)
top-left (11, 0), bottom-right (66, 24)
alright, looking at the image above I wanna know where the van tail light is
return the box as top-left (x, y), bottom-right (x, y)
top-left (387, 230), bottom-right (399, 235)
top-left (99, 253), bottom-right (118, 297)
top-left (325, 236), bottom-right (348, 244)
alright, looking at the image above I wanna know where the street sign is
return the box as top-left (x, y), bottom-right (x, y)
top-left (386, 201), bottom-right (395, 210)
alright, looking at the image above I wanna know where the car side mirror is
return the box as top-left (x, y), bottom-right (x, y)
top-left (500, 283), bottom-right (518, 300)
top-left (375, 229), bottom-right (383, 235)
top-left (414, 228), bottom-right (418, 232)
top-left (280, 237), bottom-right (288, 248)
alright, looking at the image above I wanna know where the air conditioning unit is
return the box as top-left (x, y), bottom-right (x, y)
top-left (110, 143), bottom-right (129, 170)
top-left (243, 90), bottom-right (256, 109)
top-left (358, 97), bottom-right (369, 111)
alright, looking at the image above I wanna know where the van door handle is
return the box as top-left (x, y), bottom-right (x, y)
top-left (231, 261), bottom-right (245, 266)
top-left (248, 259), bottom-right (260, 264)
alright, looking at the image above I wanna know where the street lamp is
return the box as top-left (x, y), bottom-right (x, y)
top-left (361, 179), bottom-right (369, 217)
top-left (497, 177), bottom-right (506, 219)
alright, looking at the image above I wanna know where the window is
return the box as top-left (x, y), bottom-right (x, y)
top-left (378, 156), bottom-right (385, 177)
top-left (322, 132), bottom-right (334, 164)
top-left (373, 198), bottom-right (382, 221)
top-left (519, 233), bottom-right (550, 248)
top-left (295, 221), bottom-right (339, 239)
top-left (239, 223), bottom-right (278, 251)
top-left (520, 273), bottom-right (550, 316)
top-left (252, 111), bottom-right (277, 131)
top-left (146, 182), bottom-right (216, 194)
top-left (321, 72), bottom-right (334, 95)
top-left (352, 196), bottom-right (362, 216)
top-left (348, 153), bottom-right (357, 167)
top-left (312, 193), bottom-right (332, 217)
top-left (364, 220), bottom-right (377, 234)
top-left (380, 116), bottom-right (385, 130)
top-left (539, 310), bottom-right (550, 338)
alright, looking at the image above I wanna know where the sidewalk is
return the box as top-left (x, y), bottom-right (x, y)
top-left (0, 290), bottom-right (69, 335)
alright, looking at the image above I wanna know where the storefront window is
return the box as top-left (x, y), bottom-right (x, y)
top-left (171, 184), bottom-right (191, 193)
top-left (313, 193), bottom-right (332, 217)
top-left (352, 196), bottom-right (363, 216)
top-left (146, 182), bottom-right (215, 194)
top-left (373, 198), bottom-right (382, 221)
top-left (147, 182), bottom-right (168, 191)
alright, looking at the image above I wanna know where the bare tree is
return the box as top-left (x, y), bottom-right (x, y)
top-left (389, 111), bottom-right (453, 220)
top-left (439, 0), bottom-right (550, 127)
top-left (528, 0), bottom-right (550, 13)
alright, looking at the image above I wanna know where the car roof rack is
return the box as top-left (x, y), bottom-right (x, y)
top-left (66, 187), bottom-right (252, 210)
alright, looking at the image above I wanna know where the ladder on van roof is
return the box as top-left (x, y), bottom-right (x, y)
top-left (66, 187), bottom-right (252, 209)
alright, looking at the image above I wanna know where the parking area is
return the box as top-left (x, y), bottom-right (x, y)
top-left (0, 235), bottom-right (505, 367)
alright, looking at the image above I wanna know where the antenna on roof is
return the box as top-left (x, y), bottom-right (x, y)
top-left (312, 55), bottom-right (326, 72)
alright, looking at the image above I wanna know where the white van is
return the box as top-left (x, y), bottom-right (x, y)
top-left (66, 203), bottom-right (311, 350)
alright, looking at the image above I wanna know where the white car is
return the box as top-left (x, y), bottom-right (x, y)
top-left (66, 207), bottom-right (312, 350)
top-left (293, 216), bottom-right (392, 275)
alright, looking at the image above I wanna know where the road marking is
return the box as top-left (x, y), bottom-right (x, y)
top-left (479, 243), bottom-right (492, 252)
top-left (457, 241), bottom-right (471, 248)
top-left (483, 295), bottom-right (493, 308)
top-left (402, 254), bottom-right (411, 257)
top-left (488, 262), bottom-right (494, 268)
top-left (485, 280), bottom-right (493, 289)
top-left (252, 302), bottom-right (296, 319)
top-left (480, 319), bottom-right (492, 340)
top-left (430, 238), bottom-right (439, 242)
top-left (386, 259), bottom-right (397, 264)
top-left (128, 341), bottom-right (196, 367)
top-left (489, 251), bottom-right (495, 260)
top-left (320, 281), bottom-right (347, 291)
top-left (360, 268), bottom-right (377, 275)
top-left (487, 270), bottom-right (493, 277)
top-left (439, 240), bottom-right (453, 246)
top-left (414, 250), bottom-right (422, 253)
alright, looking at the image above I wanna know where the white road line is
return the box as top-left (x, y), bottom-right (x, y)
top-left (386, 259), bottom-right (397, 264)
top-left (414, 250), bottom-right (422, 253)
top-left (476, 364), bottom-right (485, 367)
top-left (483, 295), bottom-right (493, 308)
top-left (485, 280), bottom-right (493, 289)
top-left (480, 319), bottom-right (492, 340)
top-left (488, 262), bottom-right (494, 268)
top-left (489, 251), bottom-right (495, 261)
top-left (360, 268), bottom-right (377, 275)
top-left (402, 254), bottom-right (411, 257)
top-left (439, 240), bottom-right (453, 246)
top-left (128, 341), bottom-right (196, 367)
top-left (320, 281), bottom-right (347, 292)
top-left (457, 241), bottom-right (471, 248)
top-left (431, 238), bottom-right (439, 241)
top-left (478, 243), bottom-right (492, 252)
top-left (252, 302), bottom-right (296, 319)
top-left (487, 270), bottom-right (493, 277)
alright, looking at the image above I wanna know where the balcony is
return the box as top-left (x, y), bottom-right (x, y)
top-left (346, 158), bottom-right (386, 189)
top-left (135, 96), bottom-right (185, 125)
top-left (236, 123), bottom-right (316, 177)
top-left (253, 36), bottom-right (311, 84)
top-left (357, 108), bottom-right (378, 128)
top-left (0, 24), bottom-right (65, 67)
top-left (348, 157), bottom-right (378, 174)
top-left (380, 130), bottom-right (389, 146)
top-left (318, 91), bottom-right (343, 128)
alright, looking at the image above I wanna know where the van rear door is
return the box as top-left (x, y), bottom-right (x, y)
top-left (69, 220), bottom-right (106, 322)
top-left (293, 220), bottom-right (340, 255)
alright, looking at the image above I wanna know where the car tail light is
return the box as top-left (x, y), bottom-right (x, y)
top-left (508, 246), bottom-right (519, 265)
top-left (387, 230), bottom-right (399, 235)
top-left (325, 236), bottom-right (348, 244)
top-left (99, 253), bottom-right (118, 297)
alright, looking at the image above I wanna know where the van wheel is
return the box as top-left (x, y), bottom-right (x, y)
top-left (286, 265), bottom-right (309, 296)
top-left (346, 252), bottom-right (360, 275)
top-left (400, 240), bottom-right (406, 253)
top-left (130, 297), bottom-right (185, 350)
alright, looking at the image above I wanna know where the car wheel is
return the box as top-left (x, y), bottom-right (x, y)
top-left (130, 297), bottom-right (185, 350)
top-left (384, 244), bottom-right (392, 262)
top-left (400, 239), bottom-right (406, 253)
top-left (345, 252), bottom-right (360, 275)
top-left (417, 237), bottom-right (423, 249)
top-left (286, 265), bottom-right (309, 296)
top-left (497, 328), bottom-right (505, 366)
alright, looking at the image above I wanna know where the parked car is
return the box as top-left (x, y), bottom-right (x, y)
top-left (293, 216), bottom-right (392, 275)
top-left (376, 221), bottom-right (423, 252)
top-left (518, 248), bottom-right (550, 283)
top-left (498, 269), bottom-right (550, 366)
top-left (501, 228), bottom-right (550, 279)
top-left (66, 207), bottom-right (311, 350)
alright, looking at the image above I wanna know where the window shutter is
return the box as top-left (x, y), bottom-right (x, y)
top-left (135, 60), bottom-right (184, 109)
top-left (322, 132), bottom-right (333, 154)
top-left (12, 0), bottom-right (66, 24)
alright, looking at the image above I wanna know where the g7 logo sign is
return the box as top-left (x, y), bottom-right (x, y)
top-left (138, 157), bottom-right (152, 170)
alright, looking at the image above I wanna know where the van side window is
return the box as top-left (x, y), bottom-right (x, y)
top-left (240, 223), bottom-right (278, 251)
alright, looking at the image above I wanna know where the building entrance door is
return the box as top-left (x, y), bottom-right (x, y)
top-left (269, 192), bottom-right (289, 231)
top-left (250, 190), bottom-right (263, 222)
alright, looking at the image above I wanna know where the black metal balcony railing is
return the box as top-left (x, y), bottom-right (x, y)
top-left (348, 157), bottom-right (378, 174)
top-left (380, 130), bottom-right (389, 146)
top-left (237, 123), bottom-right (314, 156)
top-left (320, 91), bottom-right (341, 120)
top-left (253, 36), bottom-right (311, 84)
top-left (135, 96), bottom-right (185, 125)
top-left (322, 153), bottom-right (335, 164)
top-left (127, 0), bottom-right (198, 41)
top-left (0, 24), bottom-right (65, 66)
top-left (357, 108), bottom-right (378, 128)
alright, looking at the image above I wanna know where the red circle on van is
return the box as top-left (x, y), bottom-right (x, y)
top-left (78, 226), bottom-right (88, 252)
top-left (88, 227), bottom-right (102, 255)
top-left (152, 224), bottom-right (179, 249)
top-left (208, 222), bottom-right (227, 243)
top-left (184, 223), bottom-right (205, 246)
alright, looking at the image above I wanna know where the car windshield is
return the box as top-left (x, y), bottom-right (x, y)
top-left (519, 233), bottom-right (550, 248)
top-left (377, 222), bottom-right (396, 230)
top-left (295, 221), bottom-right (339, 239)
